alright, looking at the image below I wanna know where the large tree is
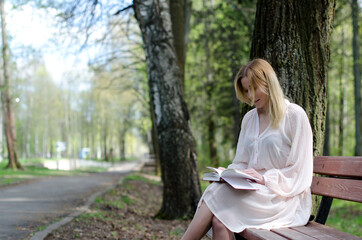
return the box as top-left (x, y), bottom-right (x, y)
top-left (250, 0), bottom-right (336, 213)
top-left (133, 0), bottom-right (201, 219)
top-left (250, 0), bottom-right (336, 156)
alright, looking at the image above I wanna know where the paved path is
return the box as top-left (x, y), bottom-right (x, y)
top-left (0, 160), bottom-right (143, 240)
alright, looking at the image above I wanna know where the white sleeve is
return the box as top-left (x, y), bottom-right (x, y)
top-left (263, 105), bottom-right (313, 197)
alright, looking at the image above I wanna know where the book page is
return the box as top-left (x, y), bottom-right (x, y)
top-left (222, 176), bottom-right (259, 190)
top-left (203, 172), bottom-right (220, 181)
top-left (206, 166), bottom-right (223, 175)
top-left (221, 168), bottom-right (258, 181)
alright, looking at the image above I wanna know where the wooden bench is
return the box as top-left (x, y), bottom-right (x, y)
top-left (235, 156), bottom-right (362, 240)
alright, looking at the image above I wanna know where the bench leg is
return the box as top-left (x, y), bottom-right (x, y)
top-left (315, 196), bottom-right (333, 224)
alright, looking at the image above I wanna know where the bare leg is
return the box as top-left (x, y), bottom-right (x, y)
top-left (212, 216), bottom-right (234, 240)
top-left (182, 201), bottom-right (213, 240)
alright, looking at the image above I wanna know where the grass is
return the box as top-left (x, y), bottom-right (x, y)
top-left (123, 174), bottom-right (161, 186)
top-left (0, 158), bottom-right (110, 187)
top-left (326, 199), bottom-right (362, 236)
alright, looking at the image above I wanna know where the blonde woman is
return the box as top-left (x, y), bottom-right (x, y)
top-left (182, 59), bottom-right (313, 240)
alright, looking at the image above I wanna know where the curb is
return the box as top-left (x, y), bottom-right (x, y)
top-left (30, 161), bottom-right (144, 240)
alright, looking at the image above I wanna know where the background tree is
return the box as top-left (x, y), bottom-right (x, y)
top-left (0, 0), bottom-right (22, 169)
top-left (185, 0), bottom-right (256, 168)
top-left (351, 0), bottom-right (361, 156)
top-left (327, 0), bottom-right (359, 156)
top-left (133, 0), bottom-right (201, 219)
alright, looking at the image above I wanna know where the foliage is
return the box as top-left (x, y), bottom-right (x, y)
top-left (327, 0), bottom-right (362, 156)
top-left (9, 3), bottom-right (150, 162)
top-left (185, 0), bottom-right (256, 168)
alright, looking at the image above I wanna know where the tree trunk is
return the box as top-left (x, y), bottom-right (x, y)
top-left (251, 0), bottom-right (335, 157)
top-left (170, 0), bottom-right (192, 90)
top-left (351, 0), bottom-right (361, 156)
top-left (323, 102), bottom-right (330, 156)
top-left (134, 0), bottom-right (201, 219)
top-left (208, 117), bottom-right (218, 166)
top-left (0, 0), bottom-right (22, 170)
top-left (118, 127), bottom-right (126, 161)
top-left (150, 105), bottom-right (161, 176)
top-left (251, 0), bottom-right (335, 213)
top-left (103, 119), bottom-right (108, 161)
top-left (338, 30), bottom-right (346, 155)
top-left (203, 0), bottom-right (218, 167)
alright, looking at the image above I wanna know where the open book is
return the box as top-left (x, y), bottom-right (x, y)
top-left (203, 167), bottom-right (259, 190)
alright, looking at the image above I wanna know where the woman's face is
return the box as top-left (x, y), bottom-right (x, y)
top-left (241, 76), bottom-right (269, 112)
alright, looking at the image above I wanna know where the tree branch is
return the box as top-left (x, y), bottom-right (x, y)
top-left (113, 5), bottom-right (134, 15)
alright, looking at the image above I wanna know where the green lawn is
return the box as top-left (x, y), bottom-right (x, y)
top-left (0, 159), bottom-right (108, 187)
top-left (326, 199), bottom-right (362, 237)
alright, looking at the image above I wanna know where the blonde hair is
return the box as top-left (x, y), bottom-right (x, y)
top-left (234, 58), bottom-right (286, 128)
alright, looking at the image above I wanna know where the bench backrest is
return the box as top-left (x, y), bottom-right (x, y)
top-left (311, 157), bottom-right (362, 202)
top-left (311, 156), bottom-right (362, 203)
top-left (310, 156), bottom-right (362, 224)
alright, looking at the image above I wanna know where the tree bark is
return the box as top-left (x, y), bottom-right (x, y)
top-left (351, 0), bottom-right (361, 156)
top-left (0, 0), bottom-right (22, 170)
top-left (133, 0), bottom-right (201, 219)
top-left (251, 0), bottom-right (335, 214)
top-left (150, 105), bottom-right (161, 176)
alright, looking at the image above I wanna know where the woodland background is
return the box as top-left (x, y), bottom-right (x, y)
top-left (0, 0), bottom-right (360, 219)
top-left (2, 0), bottom-right (358, 163)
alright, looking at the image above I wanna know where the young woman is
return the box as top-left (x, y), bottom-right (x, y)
top-left (182, 59), bottom-right (313, 240)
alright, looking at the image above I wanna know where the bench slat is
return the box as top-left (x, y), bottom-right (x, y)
top-left (311, 177), bottom-right (362, 203)
top-left (270, 228), bottom-right (317, 239)
top-left (314, 156), bottom-right (362, 177)
top-left (302, 221), bottom-right (362, 240)
top-left (291, 224), bottom-right (340, 240)
top-left (240, 228), bottom-right (287, 240)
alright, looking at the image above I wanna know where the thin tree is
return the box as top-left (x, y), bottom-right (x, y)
top-left (133, 0), bottom-right (201, 219)
top-left (0, 0), bottom-right (22, 170)
top-left (351, 0), bottom-right (361, 156)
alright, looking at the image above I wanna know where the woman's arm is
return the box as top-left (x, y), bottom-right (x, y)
top-left (263, 104), bottom-right (313, 197)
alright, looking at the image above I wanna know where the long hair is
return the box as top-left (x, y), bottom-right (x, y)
top-left (234, 58), bottom-right (286, 128)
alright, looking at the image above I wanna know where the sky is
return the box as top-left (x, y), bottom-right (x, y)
top-left (6, 3), bottom-right (90, 85)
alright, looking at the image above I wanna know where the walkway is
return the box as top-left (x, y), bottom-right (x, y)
top-left (0, 160), bottom-right (143, 240)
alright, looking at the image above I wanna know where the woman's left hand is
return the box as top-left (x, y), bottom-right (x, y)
top-left (242, 168), bottom-right (265, 185)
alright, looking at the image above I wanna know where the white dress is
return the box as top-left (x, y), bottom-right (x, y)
top-left (199, 100), bottom-right (313, 233)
